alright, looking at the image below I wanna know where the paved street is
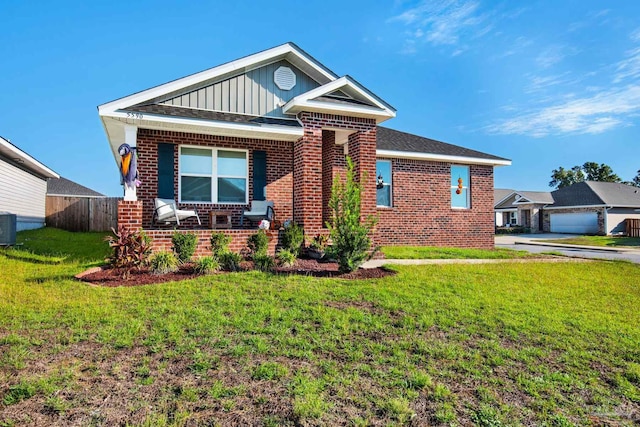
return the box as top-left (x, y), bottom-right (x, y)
top-left (495, 234), bottom-right (640, 264)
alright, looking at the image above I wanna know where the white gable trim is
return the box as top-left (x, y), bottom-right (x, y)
top-left (376, 149), bottom-right (512, 167)
top-left (494, 191), bottom-right (517, 207)
top-left (282, 76), bottom-right (396, 123)
top-left (98, 43), bottom-right (337, 115)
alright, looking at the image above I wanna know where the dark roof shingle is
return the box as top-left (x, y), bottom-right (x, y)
top-left (376, 127), bottom-right (509, 162)
top-left (47, 177), bottom-right (104, 197)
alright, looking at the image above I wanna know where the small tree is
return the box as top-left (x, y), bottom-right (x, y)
top-left (326, 157), bottom-right (377, 273)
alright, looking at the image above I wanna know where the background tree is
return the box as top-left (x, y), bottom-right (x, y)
top-left (549, 162), bottom-right (622, 189)
top-left (581, 162), bottom-right (621, 183)
top-left (633, 170), bottom-right (640, 188)
top-left (549, 165), bottom-right (584, 189)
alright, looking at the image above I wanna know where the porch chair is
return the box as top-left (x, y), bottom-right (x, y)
top-left (153, 198), bottom-right (201, 226)
top-left (241, 200), bottom-right (275, 227)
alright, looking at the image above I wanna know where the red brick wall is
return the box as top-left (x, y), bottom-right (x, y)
top-left (145, 229), bottom-right (279, 256)
top-left (375, 159), bottom-right (495, 249)
top-left (296, 112), bottom-right (376, 234)
top-left (117, 200), bottom-right (143, 230)
top-left (136, 129), bottom-right (293, 228)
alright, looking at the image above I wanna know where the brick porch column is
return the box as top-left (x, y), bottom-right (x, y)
top-left (117, 200), bottom-right (143, 231)
top-left (348, 127), bottom-right (377, 222)
top-left (294, 119), bottom-right (323, 231)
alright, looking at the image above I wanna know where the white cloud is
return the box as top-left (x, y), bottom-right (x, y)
top-left (525, 72), bottom-right (572, 93)
top-left (632, 28), bottom-right (640, 43)
top-left (535, 45), bottom-right (568, 69)
top-left (389, 0), bottom-right (492, 54)
top-left (614, 47), bottom-right (640, 83)
top-left (486, 85), bottom-right (640, 137)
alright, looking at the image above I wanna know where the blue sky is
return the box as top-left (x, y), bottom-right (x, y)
top-left (2, 1), bottom-right (639, 196)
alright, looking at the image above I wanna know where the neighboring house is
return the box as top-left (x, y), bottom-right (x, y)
top-left (98, 42), bottom-right (510, 253)
top-left (47, 176), bottom-right (105, 198)
top-left (494, 188), bottom-right (514, 226)
top-left (495, 190), bottom-right (554, 232)
top-left (0, 136), bottom-right (59, 231)
top-left (494, 182), bottom-right (640, 235)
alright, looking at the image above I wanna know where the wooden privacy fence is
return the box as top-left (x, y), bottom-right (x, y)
top-left (627, 218), bottom-right (640, 237)
top-left (46, 196), bottom-right (119, 232)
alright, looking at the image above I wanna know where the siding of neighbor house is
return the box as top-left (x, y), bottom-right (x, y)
top-left (607, 208), bottom-right (640, 235)
top-left (0, 157), bottom-right (48, 231)
top-left (160, 60), bottom-right (320, 118)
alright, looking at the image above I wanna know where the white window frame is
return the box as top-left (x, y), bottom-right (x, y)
top-left (376, 159), bottom-right (393, 208)
top-left (508, 211), bottom-right (517, 225)
top-left (451, 164), bottom-right (470, 209)
top-left (178, 145), bottom-right (249, 204)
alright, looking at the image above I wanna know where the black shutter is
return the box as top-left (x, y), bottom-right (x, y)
top-left (157, 143), bottom-right (175, 199)
top-left (252, 150), bottom-right (267, 201)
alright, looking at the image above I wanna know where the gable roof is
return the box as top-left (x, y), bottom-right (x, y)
top-left (47, 177), bottom-right (105, 197)
top-left (376, 127), bottom-right (511, 166)
top-left (494, 188), bottom-right (515, 205)
top-left (282, 76), bottom-right (396, 123)
top-left (98, 42), bottom-right (337, 115)
top-left (551, 181), bottom-right (640, 208)
top-left (0, 136), bottom-right (59, 179)
top-left (513, 191), bottom-right (554, 204)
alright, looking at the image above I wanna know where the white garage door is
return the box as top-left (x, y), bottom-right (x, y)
top-left (550, 212), bottom-right (598, 234)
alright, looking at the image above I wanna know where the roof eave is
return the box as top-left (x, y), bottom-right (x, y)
top-left (0, 137), bottom-right (59, 179)
top-left (376, 149), bottom-right (512, 166)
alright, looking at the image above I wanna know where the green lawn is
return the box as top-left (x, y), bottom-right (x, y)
top-left (382, 245), bottom-right (537, 259)
top-left (1, 229), bottom-right (639, 426)
top-left (539, 235), bottom-right (640, 248)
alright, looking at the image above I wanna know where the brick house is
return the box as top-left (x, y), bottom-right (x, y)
top-left (98, 43), bottom-right (510, 254)
top-left (495, 182), bottom-right (640, 235)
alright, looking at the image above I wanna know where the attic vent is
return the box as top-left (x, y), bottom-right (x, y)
top-left (274, 66), bottom-right (296, 90)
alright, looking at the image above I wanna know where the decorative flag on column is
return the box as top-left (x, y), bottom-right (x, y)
top-left (118, 143), bottom-right (140, 187)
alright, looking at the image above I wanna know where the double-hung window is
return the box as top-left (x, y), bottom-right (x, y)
top-left (376, 160), bottom-right (392, 207)
top-left (451, 165), bottom-right (470, 209)
top-left (179, 146), bottom-right (248, 203)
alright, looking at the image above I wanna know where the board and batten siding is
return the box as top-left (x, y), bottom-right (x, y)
top-left (160, 60), bottom-right (319, 118)
top-left (0, 158), bottom-right (48, 231)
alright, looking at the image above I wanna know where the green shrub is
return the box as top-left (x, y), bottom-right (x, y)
top-left (210, 232), bottom-right (231, 260)
top-left (495, 226), bottom-right (530, 234)
top-left (149, 251), bottom-right (178, 274)
top-left (219, 251), bottom-right (242, 272)
top-left (171, 232), bottom-right (198, 263)
top-left (194, 256), bottom-right (219, 275)
top-left (254, 254), bottom-right (275, 272)
top-left (281, 221), bottom-right (304, 256)
top-left (308, 234), bottom-right (329, 252)
top-left (326, 157), bottom-right (378, 273)
top-left (247, 230), bottom-right (269, 258)
top-left (277, 248), bottom-right (297, 267)
top-left (105, 226), bottom-right (152, 278)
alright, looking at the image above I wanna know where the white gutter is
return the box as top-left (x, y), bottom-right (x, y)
top-left (102, 111), bottom-right (304, 139)
top-left (376, 149), bottom-right (512, 167)
top-left (0, 137), bottom-right (59, 179)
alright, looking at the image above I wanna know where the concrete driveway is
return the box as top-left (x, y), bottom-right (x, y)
top-left (495, 233), bottom-right (640, 264)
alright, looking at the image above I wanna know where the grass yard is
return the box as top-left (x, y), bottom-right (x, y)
top-left (382, 245), bottom-right (537, 259)
top-left (539, 236), bottom-right (640, 248)
top-left (1, 229), bottom-right (639, 426)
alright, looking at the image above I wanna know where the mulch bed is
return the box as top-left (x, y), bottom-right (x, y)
top-left (76, 259), bottom-right (395, 287)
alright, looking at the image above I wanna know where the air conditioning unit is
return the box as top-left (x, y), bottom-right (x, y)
top-left (0, 213), bottom-right (17, 246)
